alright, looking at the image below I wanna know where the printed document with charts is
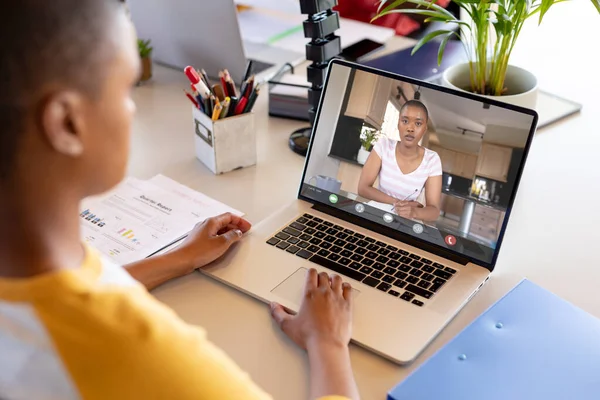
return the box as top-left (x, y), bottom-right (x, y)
top-left (80, 175), bottom-right (242, 265)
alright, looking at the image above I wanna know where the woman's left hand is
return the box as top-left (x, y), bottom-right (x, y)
top-left (173, 213), bottom-right (252, 271)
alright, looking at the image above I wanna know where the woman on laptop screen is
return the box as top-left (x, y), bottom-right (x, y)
top-left (358, 100), bottom-right (442, 222)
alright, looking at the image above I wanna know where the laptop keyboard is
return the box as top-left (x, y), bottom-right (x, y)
top-left (266, 213), bottom-right (457, 307)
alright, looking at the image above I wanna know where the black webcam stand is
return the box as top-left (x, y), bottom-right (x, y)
top-left (289, 0), bottom-right (342, 156)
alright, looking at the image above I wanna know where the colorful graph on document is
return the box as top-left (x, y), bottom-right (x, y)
top-left (117, 228), bottom-right (142, 245)
top-left (80, 209), bottom-right (106, 227)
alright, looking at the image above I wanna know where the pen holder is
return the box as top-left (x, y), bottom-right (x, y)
top-left (192, 106), bottom-right (257, 174)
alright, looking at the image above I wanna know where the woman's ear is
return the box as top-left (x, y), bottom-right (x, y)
top-left (40, 91), bottom-right (86, 157)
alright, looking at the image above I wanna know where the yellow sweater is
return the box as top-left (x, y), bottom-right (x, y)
top-left (0, 246), bottom-right (348, 400)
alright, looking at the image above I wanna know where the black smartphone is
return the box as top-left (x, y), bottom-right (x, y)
top-left (339, 39), bottom-right (385, 62)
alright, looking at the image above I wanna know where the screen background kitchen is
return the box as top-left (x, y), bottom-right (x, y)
top-left (325, 69), bottom-right (531, 249)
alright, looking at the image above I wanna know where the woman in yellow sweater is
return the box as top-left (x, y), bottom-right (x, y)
top-left (0, 1), bottom-right (358, 399)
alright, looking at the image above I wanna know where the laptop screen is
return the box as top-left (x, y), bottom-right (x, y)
top-left (299, 61), bottom-right (537, 268)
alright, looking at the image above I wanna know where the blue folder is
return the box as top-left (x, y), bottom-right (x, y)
top-left (363, 40), bottom-right (467, 81)
top-left (388, 279), bottom-right (600, 400)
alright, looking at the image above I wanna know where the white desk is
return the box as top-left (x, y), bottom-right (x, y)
top-left (130, 3), bottom-right (600, 398)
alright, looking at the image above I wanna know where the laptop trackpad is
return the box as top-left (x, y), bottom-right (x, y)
top-left (271, 268), bottom-right (361, 308)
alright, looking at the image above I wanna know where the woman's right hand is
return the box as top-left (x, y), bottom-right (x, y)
top-left (270, 268), bottom-right (353, 351)
top-left (270, 269), bottom-right (360, 400)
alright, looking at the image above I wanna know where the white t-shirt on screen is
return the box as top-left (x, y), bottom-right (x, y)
top-left (371, 136), bottom-right (442, 206)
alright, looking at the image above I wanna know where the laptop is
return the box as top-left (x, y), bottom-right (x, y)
top-left (126, 0), bottom-right (304, 83)
top-left (204, 59), bottom-right (538, 364)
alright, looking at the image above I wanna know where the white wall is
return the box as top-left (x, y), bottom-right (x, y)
top-left (484, 124), bottom-right (529, 148)
top-left (304, 64), bottom-right (351, 181)
top-left (435, 128), bottom-right (483, 154)
top-left (419, 86), bottom-right (535, 132)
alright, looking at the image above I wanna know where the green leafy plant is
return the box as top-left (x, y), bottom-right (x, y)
top-left (360, 126), bottom-right (381, 151)
top-left (138, 39), bottom-right (153, 58)
top-left (373, 0), bottom-right (600, 96)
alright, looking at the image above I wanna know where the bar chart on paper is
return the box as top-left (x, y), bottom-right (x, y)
top-left (82, 217), bottom-right (164, 263)
top-left (80, 209), bottom-right (106, 227)
top-left (117, 228), bottom-right (142, 245)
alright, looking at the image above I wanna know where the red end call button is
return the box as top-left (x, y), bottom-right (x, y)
top-left (445, 235), bottom-right (457, 246)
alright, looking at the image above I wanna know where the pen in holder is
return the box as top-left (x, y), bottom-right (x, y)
top-left (192, 106), bottom-right (257, 174)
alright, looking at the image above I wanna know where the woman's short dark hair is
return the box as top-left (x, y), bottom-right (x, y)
top-left (399, 100), bottom-right (429, 122)
top-left (0, 0), bottom-right (121, 180)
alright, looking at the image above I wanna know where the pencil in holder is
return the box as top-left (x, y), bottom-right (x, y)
top-left (192, 106), bottom-right (257, 174)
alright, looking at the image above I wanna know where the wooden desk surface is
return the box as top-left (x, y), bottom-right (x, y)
top-left (129, 4), bottom-right (600, 398)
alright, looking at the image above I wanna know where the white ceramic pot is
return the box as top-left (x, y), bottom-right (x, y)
top-left (442, 63), bottom-right (538, 110)
top-left (357, 146), bottom-right (370, 165)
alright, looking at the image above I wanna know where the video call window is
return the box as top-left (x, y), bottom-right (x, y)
top-left (302, 64), bottom-right (535, 265)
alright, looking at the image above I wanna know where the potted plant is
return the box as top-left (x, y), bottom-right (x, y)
top-left (138, 38), bottom-right (153, 83)
top-left (358, 126), bottom-right (381, 164)
top-left (373, 0), bottom-right (600, 109)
